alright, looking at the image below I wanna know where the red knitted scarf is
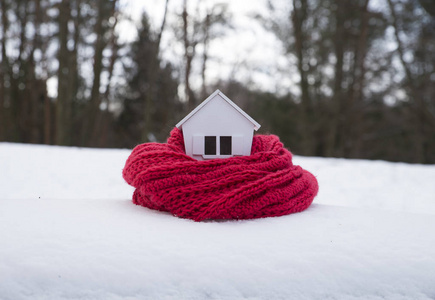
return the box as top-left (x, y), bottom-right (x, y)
top-left (123, 128), bottom-right (318, 221)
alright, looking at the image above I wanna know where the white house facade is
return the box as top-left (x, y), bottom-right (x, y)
top-left (176, 90), bottom-right (261, 160)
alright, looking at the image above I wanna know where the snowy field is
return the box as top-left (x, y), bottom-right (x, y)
top-left (1, 142), bottom-right (435, 300)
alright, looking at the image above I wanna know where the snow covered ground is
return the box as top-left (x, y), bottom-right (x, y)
top-left (1, 142), bottom-right (435, 300)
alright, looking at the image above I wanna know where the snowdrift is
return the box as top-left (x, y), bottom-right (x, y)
top-left (1, 143), bottom-right (435, 300)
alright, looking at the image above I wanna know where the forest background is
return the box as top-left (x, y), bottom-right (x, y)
top-left (0, 0), bottom-right (434, 164)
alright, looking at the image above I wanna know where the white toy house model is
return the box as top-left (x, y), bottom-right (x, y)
top-left (176, 89), bottom-right (261, 160)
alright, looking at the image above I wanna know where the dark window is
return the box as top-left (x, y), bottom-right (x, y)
top-left (220, 136), bottom-right (232, 155)
top-left (205, 136), bottom-right (216, 155)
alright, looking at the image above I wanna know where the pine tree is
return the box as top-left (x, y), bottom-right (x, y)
top-left (115, 14), bottom-right (180, 148)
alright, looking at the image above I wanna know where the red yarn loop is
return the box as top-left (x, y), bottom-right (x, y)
top-left (123, 128), bottom-right (319, 221)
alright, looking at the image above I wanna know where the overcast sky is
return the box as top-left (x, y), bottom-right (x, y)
top-left (117, 0), bottom-right (295, 95)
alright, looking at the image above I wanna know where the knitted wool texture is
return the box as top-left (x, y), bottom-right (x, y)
top-left (123, 128), bottom-right (319, 222)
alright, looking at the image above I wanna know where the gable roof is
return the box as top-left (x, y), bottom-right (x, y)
top-left (175, 89), bottom-right (261, 131)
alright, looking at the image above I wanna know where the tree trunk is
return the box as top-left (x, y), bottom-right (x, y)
top-left (325, 0), bottom-right (345, 157)
top-left (44, 94), bottom-right (51, 145)
top-left (0, 0), bottom-right (9, 141)
top-left (12, 0), bottom-right (29, 142)
top-left (99, 20), bottom-right (118, 147)
top-left (29, 0), bottom-right (42, 143)
top-left (142, 0), bottom-right (169, 142)
top-left (292, 0), bottom-right (313, 155)
top-left (349, 0), bottom-right (370, 158)
top-left (88, 0), bottom-right (107, 146)
top-left (56, 0), bottom-right (71, 145)
top-left (200, 13), bottom-right (210, 100)
top-left (67, 0), bottom-right (81, 146)
top-left (182, 0), bottom-right (196, 112)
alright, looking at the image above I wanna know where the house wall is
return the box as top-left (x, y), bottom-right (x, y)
top-left (181, 94), bottom-right (255, 160)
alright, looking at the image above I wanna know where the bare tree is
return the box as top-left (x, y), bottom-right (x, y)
top-left (182, 0), bottom-right (198, 111)
top-left (142, 0), bottom-right (170, 142)
top-left (387, 0), bottom-right (435, 163)
top-left (325, 0), bottom-right (346, 157)
top-left (348, 0), bottom-right (370, 157)
top-left (180, 0), bottom-right (231, 110)
top-left (291, 0), bottom-right (314, 155)
top-left (87, 0), bottom-right (120, 146)
top-left (87, 0), bottom-right (109, 146)
top-left (98, 7), bottom-right (120, 146)
top-left (200, 3), bottom-right (230, 100)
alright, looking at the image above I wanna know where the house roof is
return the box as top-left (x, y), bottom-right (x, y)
top-left (175, 89), bottom-right (261, 131)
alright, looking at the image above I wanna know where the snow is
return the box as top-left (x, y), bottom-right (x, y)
top-left (1, 142), bottom-right (435, 300)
